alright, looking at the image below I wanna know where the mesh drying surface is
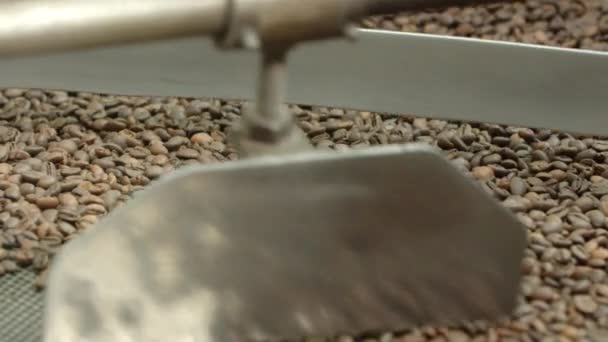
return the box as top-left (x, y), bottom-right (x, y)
top-left (0, 269), bottom-right (44, 342)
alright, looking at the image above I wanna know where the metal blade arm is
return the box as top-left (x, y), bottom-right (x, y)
top-left (0, 0), bottom-right (228, 58)
top-left (0, 0), bottom-right (515, 58)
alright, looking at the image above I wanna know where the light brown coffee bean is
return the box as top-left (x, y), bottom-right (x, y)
top-left (191, 132), bottom-right (214, 144)
top-left (573, 295), bottom-right (598, 314)
top-left (542, 215), bottom-right (563, 234)
top-left (36, 196), bottom-right (59, 209)
top-left (586, 210), bottom-right (605, 227)
top-left (58, 221), bottom-right (76, 236)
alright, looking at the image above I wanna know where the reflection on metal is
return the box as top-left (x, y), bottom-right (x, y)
top-left (1, 29), bottom-right (607, 135)
top-left (44, 144), bottom-right (526, 341)
top-left (0, 0), bottom-right (227, 57)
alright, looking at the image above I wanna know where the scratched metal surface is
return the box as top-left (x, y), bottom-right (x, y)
top-left (42, 145), bottom-right (525, 341)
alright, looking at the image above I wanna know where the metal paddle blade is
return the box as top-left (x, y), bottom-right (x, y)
top-left (44, 144), bottom-right (526, 342)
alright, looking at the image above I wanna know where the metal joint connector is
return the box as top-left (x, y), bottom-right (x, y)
top-left (215, 0), bottom-right (261, 49)
top-left (215, 0), bottom-right (358, 50)
top-left (239, 102), bottom-right (295, 143)
top-left (230, 49), bottom-right (313, 157)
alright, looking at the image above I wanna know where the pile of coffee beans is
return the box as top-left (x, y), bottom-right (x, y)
top-left (362, 0), bottom-right (608, 51)
top-left (1, 90), bottom-right (607, 341)
top-left (1, 0), bottom-right (608, 341)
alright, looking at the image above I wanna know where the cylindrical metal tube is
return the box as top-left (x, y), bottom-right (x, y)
top-left (257, 50), bottom-right (288, 123)
top-left (0, 0), bottom-right (227, 58)
top-left (0, 0), bottom-right (514, 58)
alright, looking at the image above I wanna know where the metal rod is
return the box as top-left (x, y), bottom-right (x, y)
top-left (232, 47), bottom-right (311, 157)
top-left (0, 0), bottom-right (517, 58)
top-left (0, 0), bottom-right (227, 58)
top-left (257, 49), bottom-right (288, 125)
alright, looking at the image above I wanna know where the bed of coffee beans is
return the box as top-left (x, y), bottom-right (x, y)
top-left (1, 0), bottom-right (608, 341)
top-left (2, 95), bottom-right (608, 341)
top-left (362, 0), bottom-right (608, 51)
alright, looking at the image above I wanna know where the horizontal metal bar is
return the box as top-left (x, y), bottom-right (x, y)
top-left (0, 0), bottom-right (227, 57)
top-left (0, 0), bottom-right (517, 58)
top-left (0, 29), bottom-right (607, 136)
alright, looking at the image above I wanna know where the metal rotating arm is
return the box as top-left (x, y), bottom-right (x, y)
top-left (0, 0), bottom-right (512, 57)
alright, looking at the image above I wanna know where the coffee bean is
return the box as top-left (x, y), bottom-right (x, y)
top-left (542, 215), bottom-right (563, 234)
top-left (510, 177), bottom-right (528, 195)
top-left (60, 167), bottom-right (81, 177)
top-left (93, 158), bottom-right (115, 169)
top-left (567, 212), bottom-right (591, 229)
top-left (37, 175), bottom-right (56, 189)
top-left (482, 153), bottom-right (502, 165)
top-left (13, 249), bottom-right (33, 267)
top-left (36, 197), bottom-right (59, 210)
top-left (586, 210), bottom-right (605, 227)
top-left (101, 190), bottom-right (121, 208)
top-left (164, 136), bottom-right (188, 151)
top-left (2, 260), bottom-right (17, 273)
top-left (573, 295), bottom-right (598, 314)
top-left (78, 194), bottom-right (103, 206)
top-left (4, 186), bottom-right (20, 200)
top-left (533, 286), bottom-right (558, 302)
top-left (595, 284), bottom-right (608, 298)
top-left (54, 139), bottom-right (78, 155)
top-left (57, 221), bottom-right (76, 236)
top-left (21, 170), bottom-right (42, 183)
top-left (209, 141), bottom-right (226, 153)
top-left (149, 141), bottom-right (168, 155)
top-left (571, 245), bottom-right (589, 262)
top-left (85, 203), bottom-right (106, 215)
top-left (58, 193), bottom-right (78, 207)
top-left (575, 196), bottom-right (596, 212)
top-left (591, 248), bottom-right (608, 260)
top-left (127, 146), bottom-right (148, 159)
top-left (591, 181), bottom-right (608, 196)
top-left (529, 210), bottom-right (546, 221)
top-left (503, 195), bottom-right (531, 212)
top-left (191, 132), bottom-right (213, 145)
top-left (325, 120), bottom-right (354, 132)
top-left (4, 88), bottom-right (24, 97)
top-left (176, 148), bottom-right (199, 159)
top-left (0, 162), bottom-right (11, 174)
top-left (145, 165), bottom-right (164, 179)
top-left (32, 248), bottom-right (49, 271)
top-left (41, 209), bottom-right (58, 223)
top-left (472, 166), bottom-right (494, 181)
top-left (436, 133), bottom-right (458, 150)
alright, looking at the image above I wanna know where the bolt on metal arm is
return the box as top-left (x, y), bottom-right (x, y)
top-left (230, 47), bottom-right (312, 157)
